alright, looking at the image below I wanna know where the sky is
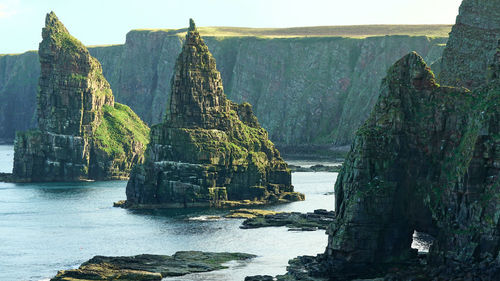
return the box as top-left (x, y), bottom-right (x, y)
top-left (0, 0), bottom-right (463, 54)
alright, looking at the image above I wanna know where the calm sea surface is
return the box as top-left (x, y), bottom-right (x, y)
top-left (0, 145), bottom-right (338, 281)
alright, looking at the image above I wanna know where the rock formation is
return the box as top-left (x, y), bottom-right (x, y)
top-left (51, 251), bottom-right (256, 281)
top-left (13, 12), bottom-right (149, 182)
top-left (0, 29), bottom-right (447, 150)
top-left (439, 0), bottom-right (500, 89)
top-left (124, 20), bottom-right (303, 208)
top-left (279, 46), bottom-right (499, 280)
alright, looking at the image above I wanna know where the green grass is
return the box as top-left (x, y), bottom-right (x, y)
top-left (130, 24), bottom-right (452, 39)
top-left (94, 103), bottom-right (150, 157)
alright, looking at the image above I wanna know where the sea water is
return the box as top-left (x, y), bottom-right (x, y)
top-left (0, 145), bottom-right (338, 281)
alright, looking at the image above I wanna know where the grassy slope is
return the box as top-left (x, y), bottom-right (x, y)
top-left (130, 25), bottom-right (452, 38)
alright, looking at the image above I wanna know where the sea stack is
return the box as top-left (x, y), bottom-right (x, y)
top-left (124, 19), bottom-right (303, 208)
top-left (281, 48), bottom-right (499, 280)
top-left (13, 12), bottom-right (149, 182)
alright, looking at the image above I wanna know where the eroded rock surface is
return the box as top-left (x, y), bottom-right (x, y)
top-left (231, 209), bottom-right (335, 231)
top-left (281, 46), bottom-right (499, 280)
top-left (51, 251), bottom-right (256, 281)
top-left (124, 20), bottom-right (302, 208)
top-left (13, 12), bottom-right (149, 182)
top-left (0, 28), bottom-right (448, 149)
top-left (439, 0), bottom-right (500, 89)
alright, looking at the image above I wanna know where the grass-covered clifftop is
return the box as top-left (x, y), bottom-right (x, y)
top-left (130, 24), bottom-right (452, 38)
top-left (0, 25), bottom-right (449, 150)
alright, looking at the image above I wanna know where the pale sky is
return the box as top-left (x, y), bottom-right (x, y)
top-left (0, 0), bottom-right (462, 54)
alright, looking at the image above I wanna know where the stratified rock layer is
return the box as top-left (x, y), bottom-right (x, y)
top-left (13, 12), bottom-right (149, 182)
top-left (316, 48), bottom-right (498, 279)
top-left (0, 30), bottom-right (447, 148)
top-left (439, 0), bottom-right (500, 89)
top-left (125, 20), bottom-right (302, 208)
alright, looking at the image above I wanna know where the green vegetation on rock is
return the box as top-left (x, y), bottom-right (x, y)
top-left (51, 251), bottom-right (256, 281)
top-left (125, 20), bottom-right (303, 208)
top-left (13, 12), bottom-right (149, 182)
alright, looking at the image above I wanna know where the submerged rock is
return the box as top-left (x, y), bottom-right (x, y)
top-left (123, 20), bottom-right (303, 208)
top-left (51, 251), bottom-right (256, 281)
top-left (241, 209), bottom-right (335, 231)
top-left (224, 208), bottom-right (335, 231)
top-left (13, 12), bottom-right (149, 182)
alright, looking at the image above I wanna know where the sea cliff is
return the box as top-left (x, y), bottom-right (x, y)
top-left (0, 27), bottom-right (448, 151)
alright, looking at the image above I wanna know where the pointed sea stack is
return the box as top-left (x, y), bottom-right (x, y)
top-left (13, 12), bottom-right (149, 181)
top-left (124, 20), bottom-right (302, 208)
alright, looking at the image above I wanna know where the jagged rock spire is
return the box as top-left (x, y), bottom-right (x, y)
top-left (37, 11), bottom-right (113, 136)
top-left (168, 19), bottom-right (229, 129)
top-left (189, 18), bottom-right (196, 31)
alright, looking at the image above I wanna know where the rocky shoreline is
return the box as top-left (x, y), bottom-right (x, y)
top-left (113, 193), bottom-right (305, 209)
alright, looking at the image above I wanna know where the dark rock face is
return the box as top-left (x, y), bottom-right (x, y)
top-left (51, 251), bottom-right (256, 281)
top-left (239, 209), bottom-right (335, 231)
top-left (125, 20), bottom-right (302, 208)
top-left (439, 0), bottom-right (500, 89)
top-left (303, 48), bottom-right (498, 279)
top-left (13, 12), bottom-right (149, 182)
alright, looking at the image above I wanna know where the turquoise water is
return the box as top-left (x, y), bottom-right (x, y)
top-left (0, 145), bottom-right (338, 281)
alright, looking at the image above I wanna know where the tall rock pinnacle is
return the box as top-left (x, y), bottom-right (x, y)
top-left (168, 19), bottom-right (229, 129)
top-left (124, 20), bottom-right (303, 208)
top-left (37, 11), bottom-right (114, 136)
top-left (13, 12), bottom-right (149, 182)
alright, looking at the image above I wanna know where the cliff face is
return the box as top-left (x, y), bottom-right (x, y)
top-left (0, 32), bottom-right (446, 148)
top-left (13, 12), bottom-right (149, 182)
top-left (278, 49), bottom-right (499, 280)
top-left (439, 0), bottom-right (500, 89)
top-left (125, 20), bottom-right (302, 208)
top-left (0, 52), bottom-right (39, 143)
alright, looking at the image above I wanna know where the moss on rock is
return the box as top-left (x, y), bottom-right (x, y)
top-left (13, 12), bottom-right (149, 182)
top-left (125, 19), bottom-right (302, 208)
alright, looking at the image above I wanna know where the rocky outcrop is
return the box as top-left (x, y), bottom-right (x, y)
top-left (0, 29), bottom-right (447, 149)
top-left (124, 20), bottom-right (302, 208)
top-left (13, 12), bottom-right (149, 182)
top-left (279, 46), bottom-right (499, 280)
top-left (51, 251), bottom-right (256, 281)
top-left (232, 209), bottom-right (336, 231)
top-left (439, 0), bottom-right (500, 89)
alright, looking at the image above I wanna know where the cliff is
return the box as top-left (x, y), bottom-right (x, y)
top-left (439, 0), bottom-right (500, 89)
top-left (124, 20), bottom-right (302, 208)
top-left (13, 12), bottom-right (149, 182)
top-left (277, 46), bottom-right (499, 280)
top-left (0, 28), bottom-right (448, 149)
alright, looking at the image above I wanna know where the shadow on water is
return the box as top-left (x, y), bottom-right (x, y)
top-left (14, 180), bottom-right (125, 198)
